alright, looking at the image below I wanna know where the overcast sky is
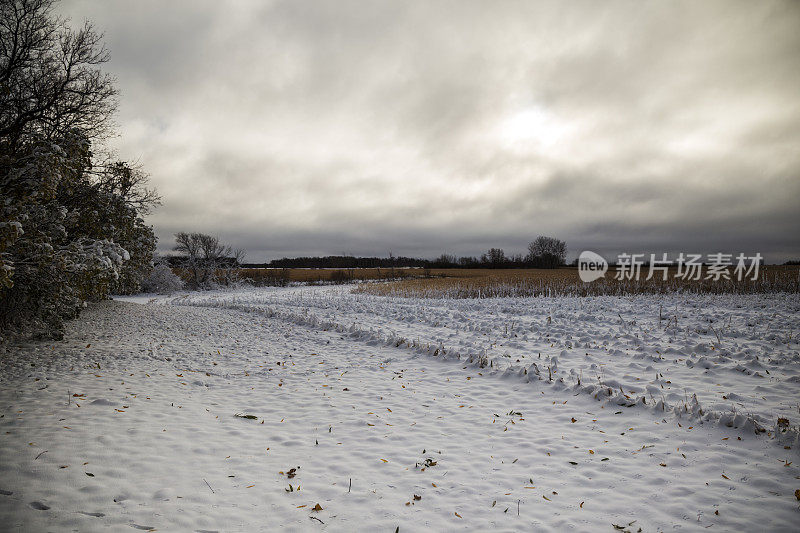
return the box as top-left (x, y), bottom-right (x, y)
top-left (59, 0), bottom-right (800, 263)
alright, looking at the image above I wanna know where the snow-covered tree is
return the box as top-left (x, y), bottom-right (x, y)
top-left (59, 159), bottom-right (158, 294)
top-left (0, 0), bottom-right (157, 340)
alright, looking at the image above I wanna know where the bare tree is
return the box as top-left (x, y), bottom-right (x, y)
top-left (434, 253), bottom-right (457, 267)
top-left (173, 232), bottom-right (203, 288)
top-left (173, 232), bottom-right (242, 288)
top-left (486, 248), bottom-right (506, 268)
top-left (222, 247), bottom-right (246, 285)
top-left (93, 161), bottom-right (161, 214)
top-left (0, 0), bottom-right (118, 152)
top-left (526, 236), bottom-right (567, 268)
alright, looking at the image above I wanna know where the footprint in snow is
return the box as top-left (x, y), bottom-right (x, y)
top-left (131, 524), bottom-right (155, 531)
top-left (152, 488), bottom-right (175, 501)
top-left (0, 489), bottom-right (12, 496)
top-left (79, 511), bottom-right (105, 517)
top-left (29, 501), bottom-right (50, 510)
top-left (89, 399), bottom-right (116, 406)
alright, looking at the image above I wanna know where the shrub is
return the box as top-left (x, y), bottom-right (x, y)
top-left (141, 259), bottom-right (184, 294)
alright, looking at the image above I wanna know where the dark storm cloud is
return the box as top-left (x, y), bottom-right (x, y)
top-left (59, 0), bottom-right (800, 262)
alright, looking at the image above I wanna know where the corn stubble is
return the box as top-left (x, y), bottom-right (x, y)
top-left (353, 266), bottom-right (800, 299)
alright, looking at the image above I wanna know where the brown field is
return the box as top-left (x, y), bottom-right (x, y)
top-left (188, 265), bottom-right (800, 297)
top-left (237, 267), bottom-right (423, 285)
top-left (351, 266), bottom-right (800, 298)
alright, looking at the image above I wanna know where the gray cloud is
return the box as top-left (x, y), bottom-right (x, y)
top-left (59, 0), bottom-right (800, 262)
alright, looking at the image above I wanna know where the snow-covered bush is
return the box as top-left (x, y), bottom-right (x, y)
top-left (141, 259), bottom-right (184, 294)
top-left (0, 134), bottom-right (156, 340)
top-left (59, 161), bottom-right (157, 295)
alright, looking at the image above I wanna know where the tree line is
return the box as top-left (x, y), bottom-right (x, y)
top-left (1, 0), bottom-right (158, 340)
top-left (253, 236), bottom-right (567, 270)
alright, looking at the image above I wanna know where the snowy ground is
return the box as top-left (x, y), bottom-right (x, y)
top-left (0, 286), bottom-right (798, 531)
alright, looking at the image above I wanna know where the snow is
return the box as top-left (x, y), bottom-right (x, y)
top-left (179, 287), bottom-right (800, 439)
top-left (1, 287), bottom-right (798, 531)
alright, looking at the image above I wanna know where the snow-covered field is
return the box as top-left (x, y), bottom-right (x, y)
top-left (1, 285), bottom-right (798, 531)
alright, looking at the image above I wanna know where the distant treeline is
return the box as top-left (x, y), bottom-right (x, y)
top-left (248, 255), bottom-right (429, 269)
top-left (166, 236), bottom-right (569, 270)
top-left (243, 255), bottom-right (556, 269)
top-left (245, 251), bottom-right (566, 271)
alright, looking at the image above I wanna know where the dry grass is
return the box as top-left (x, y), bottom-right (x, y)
top-left (353, 266), bottom-right (800, 298)
top-left (238, 267), bottom-right (421, 285)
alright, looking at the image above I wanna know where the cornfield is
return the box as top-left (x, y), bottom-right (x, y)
top-left (353, 266), bottom-right (800, 298)
top-left (237, 267), bottom-right (420, 286)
